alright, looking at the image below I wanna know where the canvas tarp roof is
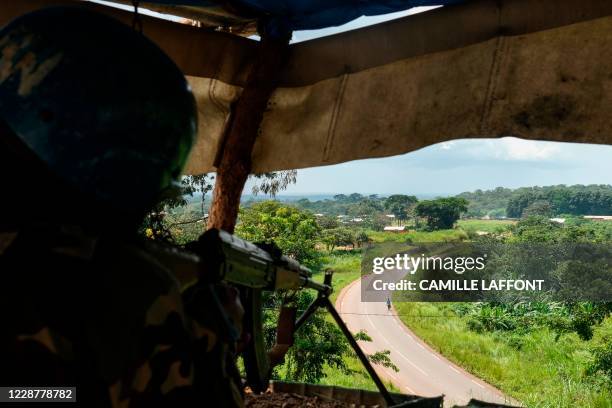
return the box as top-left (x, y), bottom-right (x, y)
top-left (3, 0), bottom-right (612, 175)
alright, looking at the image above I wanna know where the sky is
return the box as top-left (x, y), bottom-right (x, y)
top-left (254, 138), bottom-right (612, 196)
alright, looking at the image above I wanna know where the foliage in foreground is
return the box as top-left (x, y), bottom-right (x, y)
top-left (265, 291), bottom-right (351, 383)
top-left (235, 200), bottom-right (322, 271)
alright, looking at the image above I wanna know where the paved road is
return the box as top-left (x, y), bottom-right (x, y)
top-left (336, 274), bottom-right (517, 407)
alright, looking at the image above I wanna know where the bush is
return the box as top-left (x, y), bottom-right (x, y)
top-left (586, 338), bottom-right (612, 385)
top-left (466, 304), bottom-right (516, 332)
top-left (236, 201), bottom-right (322, 270)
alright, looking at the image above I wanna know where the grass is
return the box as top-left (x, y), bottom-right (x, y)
top-left (368, 229), bottom-right (468, 243)
top-left (317, 249), bottom-right (363, 303)
top-left (457, 219), bottom-right (516, 233)
top-left (393, 302), bottom-right (612, 407)
top-left (319, 350), bottom-right (398, 392)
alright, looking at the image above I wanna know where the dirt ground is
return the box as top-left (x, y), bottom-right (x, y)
top-left (245, 391), bottom-right (350, 408)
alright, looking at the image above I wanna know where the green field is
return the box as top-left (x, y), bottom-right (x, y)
top-left (393, 302), bottom-right (612, 407)
top-left (457, 219), bottom-right (516, 233)
top-left (317, 250), bottom-right (362, 303)
top-left (368, 228), bottom-right (469, 243)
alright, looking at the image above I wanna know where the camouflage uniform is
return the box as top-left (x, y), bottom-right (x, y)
top-left (0, 225), bottom-right (243, 407)
top-left (0, 7), bottom-right (244, 406)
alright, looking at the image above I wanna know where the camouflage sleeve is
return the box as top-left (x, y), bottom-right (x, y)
top-left (0, 231), bottom-right (78, 388)
top-left (181, 282), bottom-right (244, 408)
top-left (4, 325), bottom-right (77, 387)
top-left (1, 236), bottom-right (244, 408)
top-left (111, 246), bottom-right (243, 408)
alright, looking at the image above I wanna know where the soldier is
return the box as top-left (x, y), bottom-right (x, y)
top-left (0, 7), bottom-right (242, 407)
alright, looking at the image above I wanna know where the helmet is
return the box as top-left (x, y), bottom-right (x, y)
top-left (0, 7), bottom-right (197, 214)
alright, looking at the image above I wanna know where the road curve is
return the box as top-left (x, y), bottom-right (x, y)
top-left (336, 275), bottom-right (516, 407)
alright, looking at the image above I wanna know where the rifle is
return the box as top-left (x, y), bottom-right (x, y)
top-left (148, 228), bottom-right (396, 406)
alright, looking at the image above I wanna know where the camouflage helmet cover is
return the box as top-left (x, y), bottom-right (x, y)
top-left (0, 7), bottom-right (197, 213)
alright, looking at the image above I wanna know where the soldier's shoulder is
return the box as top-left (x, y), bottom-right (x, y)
top-left (97, 238), bottom-right (181, 294)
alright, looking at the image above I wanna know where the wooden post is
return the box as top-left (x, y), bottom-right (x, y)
top-left (207, 32), bottom-right (289, 233)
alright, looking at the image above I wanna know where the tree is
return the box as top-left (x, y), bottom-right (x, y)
top-left (264, 291), bottom-right (352, 383)
top-left (456, 185), bottom-right (612, 218)
top-left (414, 197), bottom-right (468, 230)
top-left (250, 170), bottom-right (297, 197)
top-left (355, 230), bottom-right (371, 248)
top-left (347, 198), bottom-right (383, 217)
top-left (235, 201), bottom-right (321, 270)
top-left (316, 215), bottom-right (339, 230)
top-left (348, 193), bottom-right (364, 202)
top-left (322, 227), bottom-right (355, 251)
top-left (353, 330), bottom-right (398, 372)
top-left (141, 174), bottom-right (215, 243)
top-left (364, 214), bottom-right (388, 231)
top-left (144, 171), bottom-right (301, 244)
top-left (521, 200), bottom-right (552, 218)
top-left (505, 185), bottom-right (612, 218)
top-left (586, 336), bottom-right (612, 382)
top-left (384, 195), bottom-right (418, 225)
top-left (511, 216), bottom-right (561, 242)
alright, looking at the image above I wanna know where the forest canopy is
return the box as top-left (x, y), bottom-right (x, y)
top-left (457, 185), bottom-right (612, 218)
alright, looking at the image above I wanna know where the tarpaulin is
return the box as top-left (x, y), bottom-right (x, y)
top-left (2, 0), bottom-right (612, 175)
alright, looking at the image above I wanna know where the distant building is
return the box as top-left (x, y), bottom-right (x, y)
top-left (350, 218), bottom-right (363, 222)
top-left (384, 226), bottom-right (406, 232)
top-left (550, 218), bottom-right (566, 224)
top-left (314, 213), bottom-right (324, 217)
top-left (385, 214), bottom-right (395, 218)
top-left (584, 215), bottom-right (612, 221)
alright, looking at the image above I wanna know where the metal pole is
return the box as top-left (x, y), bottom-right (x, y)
top-left (294, 296), bottom-right (324, 332)
top-left (293, 270), bottom-right (396, 406)
top-left (323, 297), bottom-right (396, 407)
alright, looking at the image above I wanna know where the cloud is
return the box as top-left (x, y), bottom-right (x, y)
top-left (479, 138), bottom-right (562, 161)
top-left (434, 137), bottom-right (565, 162)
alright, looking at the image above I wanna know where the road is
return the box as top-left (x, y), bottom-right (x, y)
top-left (336, 274), bottom-right (517, 407)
